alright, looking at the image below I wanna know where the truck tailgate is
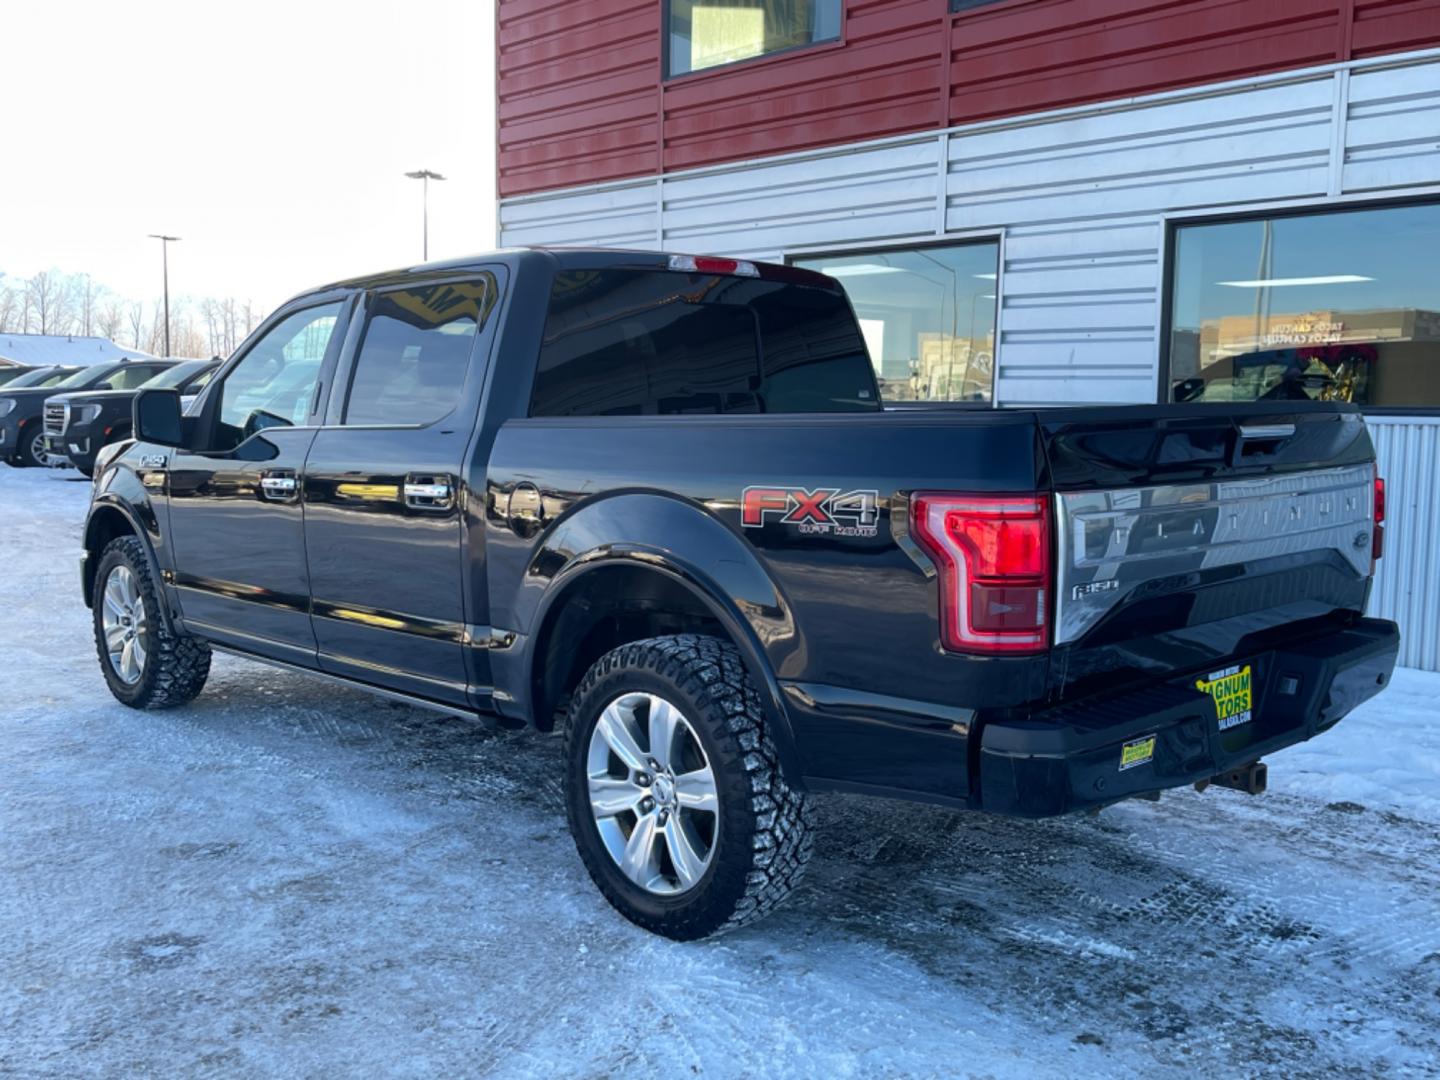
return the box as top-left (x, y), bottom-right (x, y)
top-left (1038, 403), bottom-right (1378, 703)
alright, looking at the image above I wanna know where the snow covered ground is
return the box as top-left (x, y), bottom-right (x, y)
top-left (2, 465), bottom-right (1438, 1078)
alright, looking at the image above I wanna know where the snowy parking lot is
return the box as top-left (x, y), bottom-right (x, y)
top-left (3, 464), bottom-right (1439, 1077)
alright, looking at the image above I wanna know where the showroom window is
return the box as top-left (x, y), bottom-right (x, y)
top-left (793, 241), bottom-right (1001, 404)
top-left (667, 0), bottom-right (842, 77)
top-left (1167, 201), bottom-right (1440, 409)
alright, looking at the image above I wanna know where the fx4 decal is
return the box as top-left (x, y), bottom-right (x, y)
top-left (741, 486), bottom-right (880, 538)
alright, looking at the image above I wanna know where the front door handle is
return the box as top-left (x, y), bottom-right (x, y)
top-left (259, 471), bottom-right (299, 502)
top-left (404, 474), bottom-right (454, 510)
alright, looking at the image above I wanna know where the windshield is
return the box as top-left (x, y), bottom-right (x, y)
top-left (52, 365), bottom-right (116, 390)
top-left (6, 367), bottom-right (71, 389)
top-left (141, 361), bottom-right (209, 389)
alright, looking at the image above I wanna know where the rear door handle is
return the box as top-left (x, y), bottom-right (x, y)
top-left (259, 471), bottom-right (299, 502)
top-left (404, 474), bottom-right (454, 510)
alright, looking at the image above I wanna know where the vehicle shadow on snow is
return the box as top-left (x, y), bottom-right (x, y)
top-left (185, 660), bottom-right (1438, 1072)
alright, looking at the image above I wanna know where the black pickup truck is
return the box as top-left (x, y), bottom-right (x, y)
top-left (80, 249), bottom-right (1398, 939)
top-left (43, 358), bottom-right (218, 476)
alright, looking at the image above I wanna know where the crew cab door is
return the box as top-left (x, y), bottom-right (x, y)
top-left (164, 299), bottom-right (351, 664)
top-left (302, 275), bottom-right (498, 708)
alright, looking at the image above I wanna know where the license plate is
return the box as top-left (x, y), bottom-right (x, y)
top-left (1195, 663), bottom-right (1254, 731)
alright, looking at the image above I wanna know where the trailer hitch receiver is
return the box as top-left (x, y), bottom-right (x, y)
top-left (1202, 760), bottom-right (1267, 795)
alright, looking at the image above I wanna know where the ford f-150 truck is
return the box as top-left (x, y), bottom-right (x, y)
top-left (80, 249), bottom-right (1399, 939)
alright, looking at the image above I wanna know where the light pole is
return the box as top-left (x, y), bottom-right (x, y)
top-left (147, 234), bottom-right (180, 357)
top-left (404, 169), bottom-right (446, 260)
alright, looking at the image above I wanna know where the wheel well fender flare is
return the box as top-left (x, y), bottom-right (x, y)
top-left (509, 493), bottom-right (803, 784)
top-left (82, 496), bottom-right (174, 634)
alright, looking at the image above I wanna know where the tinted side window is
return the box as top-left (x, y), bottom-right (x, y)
top-left (531, 270), bottom-right (877, 417)
top-left (343, 280), bottom-right (492, 426)
top-left (108, 365), bottom-right (168, 390)
top-left (216, 303), bottom-right (342, 448)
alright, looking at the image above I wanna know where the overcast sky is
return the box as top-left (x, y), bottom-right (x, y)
top-left (0, 0), bottom-right (497, 316)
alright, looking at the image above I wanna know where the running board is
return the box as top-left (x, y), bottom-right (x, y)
top-left (206, 643), bottom-right (497, 725)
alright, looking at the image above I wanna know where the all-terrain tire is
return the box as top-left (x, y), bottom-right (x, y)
top-left (93, 536), bottom-right (211, 709)
top-left (564, 634), bottom-right (814, 940)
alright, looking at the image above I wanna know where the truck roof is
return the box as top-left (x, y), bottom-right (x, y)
top-left (292, 247), bottom-right (836, 308)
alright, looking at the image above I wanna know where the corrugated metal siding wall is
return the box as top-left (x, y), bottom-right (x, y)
top-left (499, 51), bottom-right (1440, 669)
top-left (496, 0), bottom-right (1440, 197)
top-left (1370, 418), bottom-right (1440, 671)
top-left (665, 0), bottom-right (945, 172)
top-left (497, 0), bottom-right (659, 198)
top-left (946, 0), bottom-right (1344, 124)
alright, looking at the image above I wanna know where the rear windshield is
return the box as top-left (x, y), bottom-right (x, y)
top-left (530, 269), bottom-right (880, 416)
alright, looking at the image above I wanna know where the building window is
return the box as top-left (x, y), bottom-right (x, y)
top-left (667, 0), bottom-right (842, 78)
top-left (792, 242), bottom-right (1000, 404)
top-left (1168, 201), bottom-right (1440, 409)
top-left (949, 0), bottom-right (1008, 11)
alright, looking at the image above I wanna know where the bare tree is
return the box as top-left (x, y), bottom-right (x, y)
top-left (0, 286), bottom-right (20, 333)
top-left (25, 271), bottom-right (76, 335)
top-left (96, 299), bottom-right (126, 342)
top-left (128, 302), bottom-right (146, 350)
top-left (200, 298), bottom-right (222, 357)
top-left (77, 274), bottom-right (105, 336)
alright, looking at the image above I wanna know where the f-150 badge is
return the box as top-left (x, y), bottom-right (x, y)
top-left (741, 486), bottom-right (880, 538)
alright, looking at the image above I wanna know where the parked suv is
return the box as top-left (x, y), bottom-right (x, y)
top-left (2, 358), bottom-right (175, 468)
top-left (44, 359), bottom-right (218, 477)
top-left (80, 250), bottom-right (1398, 938)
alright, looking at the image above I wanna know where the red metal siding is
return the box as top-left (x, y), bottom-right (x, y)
top-left (664, 0), bottom-right (944, 171)
top-left (948, 0), bottom-right (1342, 124)
top-left (497, 0), bottom-right (1440, 198)
top-left (497, 0), bottom-right (660, 198)
top-left (1351, 0), bottom-right (1440, 56)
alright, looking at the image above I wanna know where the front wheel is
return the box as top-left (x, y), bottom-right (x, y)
top-left (564, 634), bottom-right (814, 940)
top-left (93, 536), bottom-right (212, 708)
top-left (18, 427), bottom-right (53, 468)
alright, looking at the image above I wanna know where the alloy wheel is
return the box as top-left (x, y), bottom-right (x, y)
top-left (29, 431), bottom-right (54, 467)
top-left (101, 565), bottom-right (148, 685)
top-left (586, 692), bottom-right (719, 895)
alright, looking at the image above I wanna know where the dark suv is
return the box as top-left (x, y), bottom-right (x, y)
top-left (2, 358), bottom-right (175, 468)
top-left (79, 249), bottom-right (1397, 938)
top-left (44, 359), bottom-right (217, 477)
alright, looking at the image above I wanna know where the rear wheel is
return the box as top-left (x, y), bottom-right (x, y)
top-left (93, 536), bottom-right (211, 709)
top-left (564, 634), bottom-right (813, 940)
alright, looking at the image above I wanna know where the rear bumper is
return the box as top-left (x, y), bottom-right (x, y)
top-left (977, 618), bottom-right (1400, 817)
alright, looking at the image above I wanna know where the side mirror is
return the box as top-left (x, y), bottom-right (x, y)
top-left (95, 381), bottom-right (114, 391)
top-left (133, 388), bottom-right (184, 447)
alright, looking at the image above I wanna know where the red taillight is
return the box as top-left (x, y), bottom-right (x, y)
top-left (668, 254), bottom-right (760, 278)
top-left (910, 493), bottom-right (1051, 654)
top-left (1373, 470), bottom-right (1386, 563)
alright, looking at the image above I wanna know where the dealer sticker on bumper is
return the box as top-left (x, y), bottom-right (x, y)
top-left (1119, 735), bottom-right (1156, 771)
top-left (1196, 664), bottom-right (1253, 731)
